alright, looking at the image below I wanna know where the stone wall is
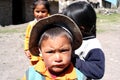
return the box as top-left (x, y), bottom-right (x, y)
top-left (0, 0), bottom-right (12, 26)
top-left (0, 0), bottom-right (58, 26)
top-left (24, 0), bottom-right (34, 23)
top-left (49, 1), bottom-right (59, 14)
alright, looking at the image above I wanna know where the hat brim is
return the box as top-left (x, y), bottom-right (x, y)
top-left (29, 14), bottom-right (82, 56)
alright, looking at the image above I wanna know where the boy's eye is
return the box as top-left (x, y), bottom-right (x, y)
top-left (60, 49), bottom-right (69, 53)
top-left (44, 49), bottom-right (70, 54)
top-left (45, 50), bottom-right (54, 54)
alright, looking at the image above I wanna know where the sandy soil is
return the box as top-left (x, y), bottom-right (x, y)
top-left (0, 23), bottom-right (29, 80)
top-left (0, 20), bottom-right (120, 80)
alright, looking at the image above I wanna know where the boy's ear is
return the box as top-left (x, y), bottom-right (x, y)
top-left (80, 26), bottom-right (84, 30)
top-left (79, 26), bottom-right (85, 32)
top-left (39, 49), bottom-right (42, 56)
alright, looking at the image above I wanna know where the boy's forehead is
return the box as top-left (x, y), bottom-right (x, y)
top-left (40, 35), bottom-right (72, 53)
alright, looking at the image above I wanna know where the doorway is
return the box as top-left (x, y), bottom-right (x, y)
top-left (12, 0), bottom-right (24, 24)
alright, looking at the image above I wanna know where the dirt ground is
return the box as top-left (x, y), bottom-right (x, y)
top-left (0, 19), bottom-right (120, 80)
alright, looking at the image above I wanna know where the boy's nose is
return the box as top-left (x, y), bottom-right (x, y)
top-left (54, 53), bottom-right (62, 62)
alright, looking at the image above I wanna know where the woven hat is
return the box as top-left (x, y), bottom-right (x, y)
top-left (29, 14), bottom-right (82, 56)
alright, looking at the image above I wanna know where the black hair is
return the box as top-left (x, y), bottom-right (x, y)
top-left (62, 1), bottom-right (96, 37)
top-left (32, 0), bottom-right (50, 13)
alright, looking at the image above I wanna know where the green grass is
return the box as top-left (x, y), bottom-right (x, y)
top-left (0, 29), bottom-right (19, 33)
top-left (97, 13), bottom-right (120, 23)
top-left (0, 25), bottom-right (26, 34)
top-left (96, 13), bottom-right (120, 33)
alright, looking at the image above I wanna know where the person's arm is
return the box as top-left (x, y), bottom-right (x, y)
top-left (72, 48), bottom-right (105, 79)
top-left (24, 24), bottom-right (31, 51)
top-left (24, 20), bottom-right (36, 51)
top-left (24, 23), bottom-right (32, 59)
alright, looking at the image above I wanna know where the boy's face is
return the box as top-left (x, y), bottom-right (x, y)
top-left (40, 35), bottom-right (72, 74)
top-left (34, 4), bottom-right (48, 21)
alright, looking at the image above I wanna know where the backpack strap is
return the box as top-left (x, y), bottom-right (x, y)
top-left (26, 67), bottom-right (45, 80)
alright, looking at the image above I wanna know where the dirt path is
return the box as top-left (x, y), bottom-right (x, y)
top-left (0, 21), bottom-right (120, 80)
top-left (98, 30), bottom-right (120, 80)
top-left (0, 24), bottom-right (29, 80)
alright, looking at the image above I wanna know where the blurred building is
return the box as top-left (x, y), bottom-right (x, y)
top-left (89, 0), bottom-right (119, 8)
top-left (59, 0), bottom-right (88, 12)
top-left (0, 0), bottom-right (119, 26)
top-left (0, 0), bottom-right (58, 26)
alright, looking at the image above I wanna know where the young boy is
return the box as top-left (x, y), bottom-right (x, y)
top-left (62, 1), bottom-right (105, 79)
top-left (22, 14), bottom-right (86, 80)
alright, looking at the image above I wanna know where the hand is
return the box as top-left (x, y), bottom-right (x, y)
top-left (24, 50), bottom-right (31, 59)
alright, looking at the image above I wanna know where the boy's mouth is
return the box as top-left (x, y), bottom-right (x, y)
top-left (53, 64), bottom-right (65, 68)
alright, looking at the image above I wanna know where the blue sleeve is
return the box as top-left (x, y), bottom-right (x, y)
top-left (72, 48), bottom-right (105, 79)
top-left (26, 67), bottom-right (45, 80)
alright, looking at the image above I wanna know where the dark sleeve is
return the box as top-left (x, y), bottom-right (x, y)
top-left (72, 48), bottom-right (105, 79)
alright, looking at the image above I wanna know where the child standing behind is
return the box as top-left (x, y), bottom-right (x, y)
top-left (24, 0), bottom-right (50, 65)
top-left (62, 1), bottom-right (105, 79)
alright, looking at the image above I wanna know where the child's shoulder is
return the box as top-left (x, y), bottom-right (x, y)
top-left (26, 66), bottom-right (45, 80)
top-left (83, 38), bottom-right (102, 50)
top-left (27, 19), bottom-right (37, 28)
top-left (75, 68), bottom-right (87, 80)
top-left (29, 19), bottom-right (37, 25)
top-left (75, 38), bottom-right (102, 59)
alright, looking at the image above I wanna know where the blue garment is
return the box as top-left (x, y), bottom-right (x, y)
top-left (26, 67), bottom-right (45, 80)
top-left (25, 66), bottom-right (86, 80)
top-left (72, 37), bottom-right (105, 79)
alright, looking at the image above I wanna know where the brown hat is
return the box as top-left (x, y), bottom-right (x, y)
top-left (29, 14), bottom-right (82, 56)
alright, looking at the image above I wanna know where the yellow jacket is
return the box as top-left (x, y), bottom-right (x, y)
top-left (24, 19), bottom-right (37, 50)
top-left (24, 19), bottom-right (39, 65)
